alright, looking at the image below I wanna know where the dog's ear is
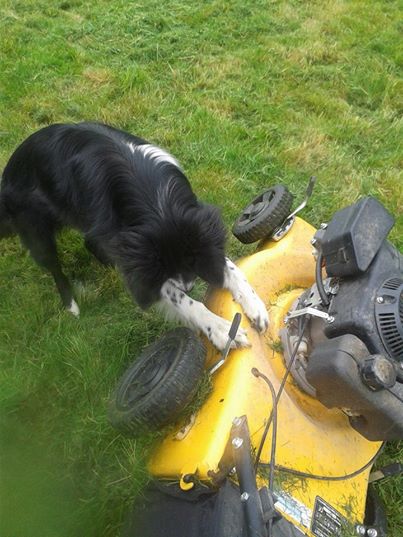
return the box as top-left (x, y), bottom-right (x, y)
top-left (124, 270), bottom-right (161, 309)
top-left (195, 253), bottom-right (225, 287)
top-left (110, 229), bottom-right (165, 308)
top-left (187, 204), bottom-right (226, 287)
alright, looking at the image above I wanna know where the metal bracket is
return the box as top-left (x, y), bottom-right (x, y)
top-left (272, 176), bottom-right (316, 241)
top-left (285, 306), bottom-right (330, 322)
top-left (288, 176), bottom-right (316, 221)
top-left (272, 215), bottom-right (295, 242)
top-left (231, 416), bottom-right (269, 537)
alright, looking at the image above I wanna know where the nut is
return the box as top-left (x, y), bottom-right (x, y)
top-left (232, 437), bottom-right (243, 449)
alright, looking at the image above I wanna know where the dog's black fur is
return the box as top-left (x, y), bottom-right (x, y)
top-left (0, 123), bottom-right (227, 311)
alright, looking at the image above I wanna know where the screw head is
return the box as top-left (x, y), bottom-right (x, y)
top-left (232, 437), bottom-right (243, 449)
top-left (240, 492), bottom-right (249, 502)
top-left (310, 238), bottom-right (317, 245)
top-left (320, 222), bottom-right (328, 229)
top-left (232, 417), bottom-right (242, 427)
top-left (355, 525), bottom-right (366, 536)
top-left (376, 296), bottom-right (384, 304)
top-left (326, 316), bottom-right (335, 324)
top-left (367, 529), bottom-right (378, 537)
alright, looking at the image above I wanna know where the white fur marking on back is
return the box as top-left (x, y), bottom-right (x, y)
top-left (126, 142), bottom-right (180, 169)
top-left (67, 299), bottom-right (80, 317)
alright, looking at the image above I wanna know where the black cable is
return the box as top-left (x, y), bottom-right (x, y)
top-left (254, 317), bottom-right (308, 472)
top-left (259, 445), bottom-right (384, 481)
top-left (315, 252), bottom-right (330, 306)
top-left (251, 368), bottom-right (277, 493)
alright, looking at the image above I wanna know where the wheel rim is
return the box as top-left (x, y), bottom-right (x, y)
top-left (238, 189), bottom-right (276, 224)
top-left (120, 343), bottom-right (178, 407)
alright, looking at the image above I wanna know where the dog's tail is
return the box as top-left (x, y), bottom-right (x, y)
top-left (0, 190), bottom-right (15, 240)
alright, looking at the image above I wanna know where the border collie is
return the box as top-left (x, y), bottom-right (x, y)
top-left (0, 123), bottom-right (268, 350)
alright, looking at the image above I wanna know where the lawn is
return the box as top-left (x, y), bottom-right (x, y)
top-left (0, 1), bottom-right (402, 536)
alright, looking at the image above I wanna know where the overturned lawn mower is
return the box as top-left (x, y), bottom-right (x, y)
top-left (110, 182), bottom-right (403, 537)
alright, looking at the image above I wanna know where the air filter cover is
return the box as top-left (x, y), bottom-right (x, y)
top-left (322, 197), bottom-right (394, 277)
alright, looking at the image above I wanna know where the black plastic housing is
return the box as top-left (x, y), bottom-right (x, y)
top-left (321, 197), bottom-right (394, 277)
top-left (306, 335), bottom-right (403, 440)
top-left (325, 241), bottom-right (403, 360)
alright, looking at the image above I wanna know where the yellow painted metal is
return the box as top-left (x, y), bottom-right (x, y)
top-left (148, 217), bottom-right (382, 534)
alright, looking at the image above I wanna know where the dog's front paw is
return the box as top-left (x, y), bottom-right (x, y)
top-left (242, 291), bottom-right (269, 334)
top-left (67, 299), bottom-right (80, 317)
top-left (206, 317), bottom-right (249, 351)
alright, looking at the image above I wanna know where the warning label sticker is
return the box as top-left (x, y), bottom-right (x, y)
top-left (311, 497), bottom-right (347, 537)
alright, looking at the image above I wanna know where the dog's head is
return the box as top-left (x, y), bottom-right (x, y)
top-left (116, 202), bottom-right (226, 308)
top-left (170, 202), bottom-right (227, 290)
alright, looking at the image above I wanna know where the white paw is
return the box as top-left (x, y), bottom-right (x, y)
top-left (67, 299), bottom-right (80, 317)
top-left (223, 258), bottom-right (269, 335)
top-left (206, 317), bottom-right (249, 351)
top-left (241, 291), bottom-right (269, 334)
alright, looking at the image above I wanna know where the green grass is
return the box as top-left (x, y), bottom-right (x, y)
top-left (0, 0), bottom-right (402, 535)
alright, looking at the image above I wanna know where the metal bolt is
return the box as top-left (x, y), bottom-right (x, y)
top-left (232, 437), bottom-right (243, 449)
top-left (326, 316), bottom-right (335, 324)
top-left (310, 238), bottom-right (317, 245)
top-left (232, 417), bottom-right (242, 427)
top-left (376, 296), bottom-right (384, 304)
top-left (240, 492), bottom-right (249, 502)
top-left (229, 467), bottom-right (236, 476)
top-left (367, 529), bottom-right (378, 537)
top-left (320, 222), bottom-right (328, 229)
top-left (355, 525), bottom-right (366, 536)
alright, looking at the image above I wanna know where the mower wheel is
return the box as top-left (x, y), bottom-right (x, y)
top-left (109, 328), bottom-right (206, 436)
top-left (232, 185), bottom-right (293, 243)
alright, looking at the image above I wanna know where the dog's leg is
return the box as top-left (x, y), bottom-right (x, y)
top-left (0, 218), bottom-right (14, 240)
top-left (17, 221), bottom-right (78, 316)
top-left (84, 237), bottom-right (113, 267)
top-left (0, 195), bottom-right (15, 240)
top-left (223, 257), bottom-right (269, 333)
top-left (159, 280), bottom-right (249, 351)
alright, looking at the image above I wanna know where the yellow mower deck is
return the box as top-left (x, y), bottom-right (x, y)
top-left (149, 217), bottom-right (381, 535)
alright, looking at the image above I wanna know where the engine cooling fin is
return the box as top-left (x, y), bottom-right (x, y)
top-left (375, 278), bottom-right (403, 362)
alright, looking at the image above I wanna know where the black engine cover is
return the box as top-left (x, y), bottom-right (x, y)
top-left (306, 335), bottom-right (403, 440)
top-left (325, 241), bottom-right (403, 361)
top-left (321, 196), bottom-right (394, 277)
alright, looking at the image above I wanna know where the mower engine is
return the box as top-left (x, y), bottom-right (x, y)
top-left (281, 197), bottom-right (403, 440)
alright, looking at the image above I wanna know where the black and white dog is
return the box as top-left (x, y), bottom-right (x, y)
top-left (0, 123), bottom-right (268, 350)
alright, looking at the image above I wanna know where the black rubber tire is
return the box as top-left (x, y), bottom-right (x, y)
top-left (232, 185), bottom-right (293, 244)
top-left (109, 328), bottom-right (206, 436)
